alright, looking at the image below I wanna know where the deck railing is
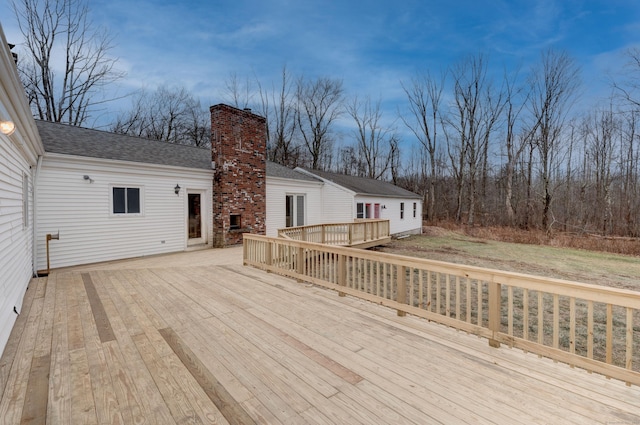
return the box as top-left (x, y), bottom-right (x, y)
top-left (277, 219), bottom-right (390, 247)
top-left (243, 234), bottom-right (640, 386)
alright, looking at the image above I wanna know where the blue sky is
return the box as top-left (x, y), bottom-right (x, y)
top-left (2, 0), bottom-right (640, 133)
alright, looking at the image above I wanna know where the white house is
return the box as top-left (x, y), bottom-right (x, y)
top-left (266, 163), bottom-right (423, 237)
top-left (34, 120), bottom-right (214, 271)
top-left (0, 25), bottom-right (45, 355)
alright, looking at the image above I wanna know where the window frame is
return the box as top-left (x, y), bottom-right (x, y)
top-left (400, 202), bottom-right (405, 220)
top-left (110, 185), bottom-right (143, 216)
top-left (413, 202), bottom-right (417, 218)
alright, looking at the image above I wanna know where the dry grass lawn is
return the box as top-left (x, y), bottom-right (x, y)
top-left (380, 226), bottom-right (640, 292)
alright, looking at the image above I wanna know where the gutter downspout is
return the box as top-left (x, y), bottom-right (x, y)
top-left (32, 154), bottom-right (43, 277)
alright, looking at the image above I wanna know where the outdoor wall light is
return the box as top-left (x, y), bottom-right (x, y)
top-left (0, 120), bottom-right (16, 136)
top-left (382, 205), bottom-right (387, 209)
top-left (83, 175), bottom-right (94, 183)
top-left (174, 184), bottom-right (181, 195)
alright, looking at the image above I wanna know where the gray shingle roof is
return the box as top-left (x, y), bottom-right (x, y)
top-left (266, 161), bottom-right (321, 182)
top-left (36, 120), bottom-right (212, 170)
top-left (300, 168), bottom-right (421, 199)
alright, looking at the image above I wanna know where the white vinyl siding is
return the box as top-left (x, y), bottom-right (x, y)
top-left (35, 154), bottom-right (213, 270)
top-left (318, 181), bottom-right (353, 223)
top-left (355, 196), bottom-right (422, 236)
top-left (266, 177), bottom-right (322, 237)
top-left (0, 134), bottom-right (36, 356)
top-left (1, 26), bottom-right (45, 356)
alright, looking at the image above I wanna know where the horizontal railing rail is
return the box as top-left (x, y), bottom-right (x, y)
top-left (243, 234), bottom-right (640, 386)
top-left (277, 219), bottom-right (390, 246)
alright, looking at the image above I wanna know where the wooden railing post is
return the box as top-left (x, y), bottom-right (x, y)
top-left (301, 227), bottom-right (307, 242)
top-left (338, 254), bottom-right (346, 297)
top-left (397, 265), bottom-right (407, 316)
top-left (488, 278), bottom-right (501, 348)
top-left (321, 225), bottom-right (326, 244)
top-left (296, 245), bottom-right (305, 282)
top-left (265, 240), bottom-right (273, 271)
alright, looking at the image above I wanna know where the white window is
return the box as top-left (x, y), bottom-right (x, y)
top-left (286, 194), bottom-right (305, 227)
top-left (112, 187), bottom-right (141, 214)
top-left (356, 203), bottom-right (364, 219)
top-left (400, 202), bottom-right (405, 219)
top-left (413, 202), bottom-right (417, 218)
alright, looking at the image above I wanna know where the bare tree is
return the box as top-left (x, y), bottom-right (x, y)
top-left (502, 68), bottom-right (530, 225)
top-left (222, 72), bottom-right (255, 110)
top-left (111, 85), bottom-right (210, 147)
top-left (12, 0), bottom-right (122, 125)
top-left (346, 96), bottom-right (395, 179)
top-left (528, 49), bottom-right (580, 231)
top-left (259, 66), bottom-right (300, 166)
top-left (447, 54), bottom-right (504, 226)
top-left (295, 77), bottom-right (344, 170)
top-left (586, 107), bottom-right (618, 234)
top-left (401, 71), bottom-right (446, 221)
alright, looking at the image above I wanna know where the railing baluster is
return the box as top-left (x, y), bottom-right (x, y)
top-left (538, 291), bottom-right (544, 346)
top-left (435, 273), bottom-right (441, 315)
top-left (627, 307), bottom-right (634, 372)
top-left (523, 288), bottom-right (529, 341)
top-left (477, 280), bottom-right (483, 327)
top-left (409, 268), bottom-right (415, 307)
top-left (553, 294), bottom-right (559, 349)
top-left (466, 278), bottom-right (471, 323)
top-left (445, 274), bottom-right (451, 317)
top-left (418, 269), bottom-right (424, 309)
top-left (427, 271), bottom-right (432, 312)
top-left (587, 300), bottom-right (594, 360)
top-left (508, 286), bottom-right (514, 337)
top-left (607, 304), bottom-right (613, 364)
top-left (376, 262), bottom-right (381, 297)
top-left (455, 276), bottom-right (461, 320)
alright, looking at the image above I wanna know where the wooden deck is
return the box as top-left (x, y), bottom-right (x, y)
top-left (1, 247), bottom-right (639, 424)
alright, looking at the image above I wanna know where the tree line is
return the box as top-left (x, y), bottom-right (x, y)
top-left (11, 0), bottom-right (640, 237)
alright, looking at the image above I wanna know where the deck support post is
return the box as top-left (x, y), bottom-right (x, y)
top-left (397, 265), bottom-right (407, 316)
top-left (338, 254), bottom-right (346, 297)
top-left (296, 245), bottom-right (305, 282)
top-left (488, 278), bottom-right (501, 348)
top-left (265, 240), bottom-right (272, 272)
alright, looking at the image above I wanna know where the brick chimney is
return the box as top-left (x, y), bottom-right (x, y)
top-left (210, 104), bottom-right (266, 247)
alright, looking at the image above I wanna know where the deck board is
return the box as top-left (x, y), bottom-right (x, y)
top-left (1, 246), bottom-right (640, 424)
